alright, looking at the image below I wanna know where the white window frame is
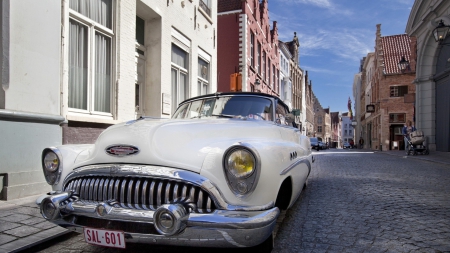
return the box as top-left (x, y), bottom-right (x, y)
top-left (68, 5), bottom-right (115, 117)
top-left (171, 44), bottom-right (189, 114)
top-left (198, 55), bottom-right (210, 96)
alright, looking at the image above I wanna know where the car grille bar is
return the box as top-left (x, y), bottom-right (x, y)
top-left (63, 176), bottom-right (216, 213)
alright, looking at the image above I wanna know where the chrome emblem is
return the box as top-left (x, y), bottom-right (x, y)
top-left (105, 145), bottom-right (140, 157)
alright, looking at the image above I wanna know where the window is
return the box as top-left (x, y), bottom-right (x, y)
top-left (318, 116), bottom-right (322, 124)
top-left (318, 126), bottom-right (322, 133)
top-left (257, 43), bottom-right (261, 74)
top-left (199, 0), bottom-right (211, 17)
top-left (198, 57), bottom-right (209, 96)
top-left (389, 113), bottom-right (406, 123)
top-left (345, 130), bottom-right (347, 135)
top-left (68, 0), bottom-right (114, 114)
top-left (250, 33), bottom-right (255, 68)
top-left (171, 44), bottom-right (189, 113)
top-left (390, 85), bottom-right (408, 97)
top-left (268, 59), bottom-right (271, 85)
top-left (272, 65), bottom-right (276, 88)
top-left (135, 16), bottom-right (146, 117)
top-left (262, 51), bottom-right (266, 81)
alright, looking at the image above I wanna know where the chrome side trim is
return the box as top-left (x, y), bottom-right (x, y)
top-left (279, 157), bottom-right (312, 176)
top-left (64, 165), bottom-right (274, 211)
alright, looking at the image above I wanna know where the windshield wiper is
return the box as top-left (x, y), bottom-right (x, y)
top-left (211, 114), bottom-right (237, 118)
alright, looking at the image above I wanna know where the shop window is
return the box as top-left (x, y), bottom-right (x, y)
top-left (389, 113), bottom-right (406, 123)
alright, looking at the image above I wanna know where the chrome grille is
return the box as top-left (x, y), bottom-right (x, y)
top-left (63, 176), bottom-right (216, 213)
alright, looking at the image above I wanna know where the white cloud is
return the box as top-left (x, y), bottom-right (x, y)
top-left (276, 0), bottom-right (353, 16)
top-left (301, 65), bottom-right (337, 74)
top-left (298, 29), bottom-right (373, 61)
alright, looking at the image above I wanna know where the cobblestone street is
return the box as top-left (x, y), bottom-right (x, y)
top-left (23, 150), bottom-right (450, 253)
top-left (273, 151), bottom-right (450, 253)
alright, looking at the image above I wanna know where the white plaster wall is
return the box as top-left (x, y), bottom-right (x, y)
top-left (6, 0), bottom-right (60, 114)
top-left (139, 0), bottom-right (218, 117)
top-left (406, 0), bottom-right (450, 151)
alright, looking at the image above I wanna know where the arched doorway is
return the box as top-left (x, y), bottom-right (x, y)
top-left (434, 36), bottom-right (450, 151)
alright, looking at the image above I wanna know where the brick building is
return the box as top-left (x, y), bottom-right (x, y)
top-left (312, 93), bottom-right (330, 142)
top-left (304, 72), bottom-right (315, 137)
top-left (330, 112), bottom-right (341, 148)
top-left (360, 25), bottom-right (416, 151)
top-left (217, 0), bottom-right (279, 95)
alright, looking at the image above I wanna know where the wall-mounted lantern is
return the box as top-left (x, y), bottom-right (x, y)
top-left (397, 56), bottom-right (410, 73)
top-left (432, 20), bottom-right (450, 43)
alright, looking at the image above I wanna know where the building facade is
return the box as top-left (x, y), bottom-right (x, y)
top-left (217, 0), bottom-right (279, 95)
top-left (360, 25), bottom-right (416, 151)
top-left (278, 41), bottom-right (292, 108)
top-left (341, 113), bottom-right (354, 145)
top-left (0, 0), bottom-right (217, 200)
top-left (406, 0), bottom-right (450, 152)
top-left (330, 112), bottom-right (341, 148)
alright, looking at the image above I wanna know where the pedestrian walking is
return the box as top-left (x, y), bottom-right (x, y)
top-left (402, 120), bottom-right (416, 151)
top-left (359, 137), bottom-right (364, 149)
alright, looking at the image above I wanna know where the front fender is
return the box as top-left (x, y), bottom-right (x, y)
top-left (199, 139), bottom-right (310, 208)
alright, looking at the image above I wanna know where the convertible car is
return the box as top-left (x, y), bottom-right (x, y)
top-left (37, 92), bottom-right (313, 251)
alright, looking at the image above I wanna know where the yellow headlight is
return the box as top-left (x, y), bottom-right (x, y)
top-left (43, 152), bottom-right (59, 172)
top-left (226, 149), bottom-right (255, 178)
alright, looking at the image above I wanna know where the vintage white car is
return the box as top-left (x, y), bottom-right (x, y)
top-left (37, 92), bottom-right (313, 251)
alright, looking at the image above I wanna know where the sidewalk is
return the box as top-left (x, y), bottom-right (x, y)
top-left (378, 149), bottom-right (450, 166)
top-left (0, 194), bottom-right (69, 253)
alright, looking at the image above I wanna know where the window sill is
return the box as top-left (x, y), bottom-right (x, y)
top-left (198, 6), bottom-right (213, 24)
top-left (67, 112), bottom-right (118, 125)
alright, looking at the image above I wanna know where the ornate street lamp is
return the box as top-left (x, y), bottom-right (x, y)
top-left (397, 56), bottom-right (410, 73)
top-left (432, 20), bottom-right (450, 43)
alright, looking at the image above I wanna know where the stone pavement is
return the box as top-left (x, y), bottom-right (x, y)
top-left (0, 195), bottom-right (69, 253)
top-left (0, 149), bottom-right (449, 253)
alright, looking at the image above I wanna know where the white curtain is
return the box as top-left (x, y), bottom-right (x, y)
top-left (69, 0), bottom-right (112, 28)
top-left (171, 44), bottom-right (187, 69)
top-left (95, 32), bottom-right (111, 113)
top-left (68, 20), bottom-right (88, 110)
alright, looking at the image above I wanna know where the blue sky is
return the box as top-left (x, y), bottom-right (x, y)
top-left (269, 0), bottom-right (415, 113)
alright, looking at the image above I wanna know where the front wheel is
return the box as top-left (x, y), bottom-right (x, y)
top-left (251, 233), bottom-right (274, 253)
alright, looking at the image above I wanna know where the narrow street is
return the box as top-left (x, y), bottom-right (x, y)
top-left (25, 149), bottom-right (450, 253)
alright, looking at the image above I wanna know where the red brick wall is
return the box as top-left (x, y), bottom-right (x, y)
top-left (62, 121), bottom-right (111, 144)
top-left (217, 13), bottom-right (241, 92)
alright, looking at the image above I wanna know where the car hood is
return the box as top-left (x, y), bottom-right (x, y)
top-left (75, 118), bottom-right (282, 173)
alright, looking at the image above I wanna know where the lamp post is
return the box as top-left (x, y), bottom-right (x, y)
top-left (432, 20), bottom-right (450, 43)
top-left (398, 56), bottom-right (410, 73)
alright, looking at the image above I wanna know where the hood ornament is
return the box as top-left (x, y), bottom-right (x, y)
top-left (105, 145), bottom-right (140, 157)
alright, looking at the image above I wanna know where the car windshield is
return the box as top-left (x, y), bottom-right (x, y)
top-left (172, 96), bottom-right (273, 121)
top-left (310, 138), bottom-right (318, 142)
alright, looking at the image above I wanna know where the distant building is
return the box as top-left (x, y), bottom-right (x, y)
top-left (341, 113), bottom-right (353, 146)
top-left (358, 25), bottom-right (416, 151)
top-left (330, 112), bottom-right (342, 148)
top-left (278, 41), bottom-right (292, 108)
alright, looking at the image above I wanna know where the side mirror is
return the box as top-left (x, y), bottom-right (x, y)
top-left (285, 113), bottom-right (295, 124)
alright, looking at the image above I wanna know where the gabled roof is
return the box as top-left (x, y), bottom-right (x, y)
top-left (380, 34), bottom-right (411, 74)
top-left (218, 0), bottom-right (242, 13)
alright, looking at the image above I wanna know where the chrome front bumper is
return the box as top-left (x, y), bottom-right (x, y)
top-left (37, 192), bottom-right (279, 248)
